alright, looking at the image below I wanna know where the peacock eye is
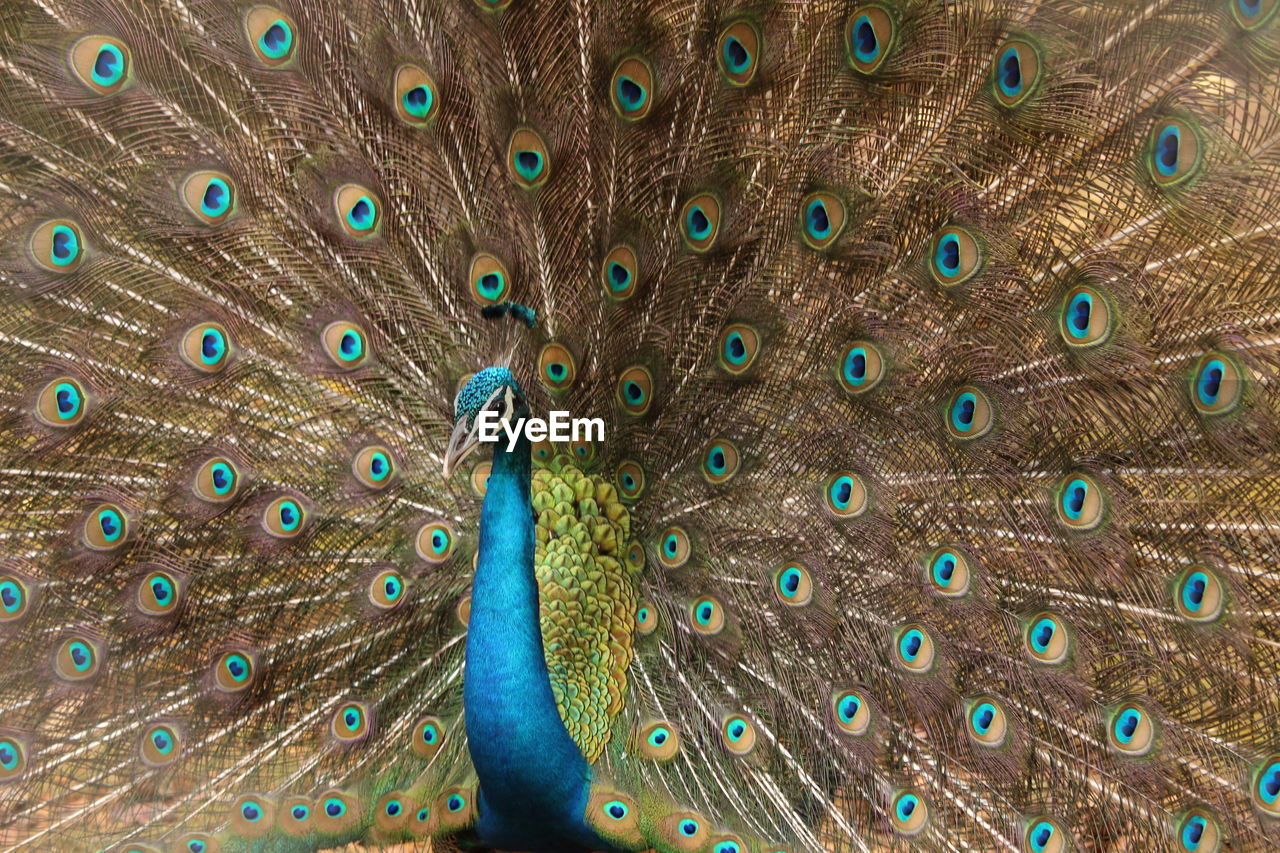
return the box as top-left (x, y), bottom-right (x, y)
top-left (890, 790), bottom-right (929, 836)
top-left (1025, 817), bottom-right (1067, 853)
top-left (1175, 807), bottom-right (1221, 853)
top-left (611, 55), bottom-right (655, 120)
top-left (1232, 0), bottom-right (1279, 29)
top-left (29, 219), bottom-right (85, 272)
top-left (992, 39), bottom-right (1041, 107)
top-left (69, 35), bottom-right (131, 95)
top-left (846, 5), bottom-right (894, 74)
top-left (1148, 118), bottom-right (1202, 187)
top-left (245, 6), bottom-right (296, 67)
top-left (929, 225), bottom-right (984, 287)
top-left (717, 20), bottom-right (761, 86)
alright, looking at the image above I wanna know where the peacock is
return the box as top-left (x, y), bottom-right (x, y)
top-left (1, 0), bottom-right (1278, 851)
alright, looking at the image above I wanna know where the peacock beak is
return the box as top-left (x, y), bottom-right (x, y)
top-left (442, 417), bottom-right (481, 479)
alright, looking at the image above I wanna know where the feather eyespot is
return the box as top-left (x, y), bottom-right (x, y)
top-left (54, 636), bottom-right (101, 681)
top-left (966, 696), bottom-right (1009, 748)
top-left (322, 321), bottom-right (369, 369)
top-left (1173, 566), bottom-right (1226, 623)
top-left (469, 252), bottom-right (511, 305)
top-left (1059, 285), bottom-right (1113, 348)
top-left (719, 324), bottom-right (761, 375)
top-left (352, 445), bottom-right (395, 489)
top-left (193, 456), bottom-right (240, 503)
top-left (625, 540), bottom-right (646, 572)
top-left (1055, 473), bottom-right (1106, 530)
top-left (601, 245), bottom-right (639, 300)
top-left (137, 570), bottom-right (181, 617)
top-left (230, 795), bottom-right (274, 837)
top-left (182, 171), bottom-right (235, 224)
top-left (245, 7), bottom-right (296, 67)
top-left (139, 722), bottom-right (182, 766)
top-left (1107, 703), bottom-right (1156, 757)
top-left (368, 569), bottom-right (407, 610)
top-left (927, 547), bottom-right (971, 598)
top-left (175, 834), bottom-right (217, 853)
top-left (837, 341), bottom-right (886, 394)
top-left (261, 496), bottom-right (306, 538)
top-left (1175, 807), bottom-right (1222, 853)
top-left (470, 461), bottom-right (491, 496)
top-left (824, 472), bottom-right (869, 518)
top-left (718, 21), bottom-right (761, 86)
top-left (721, 715), bottom-right (756, 755)
top-left (929, 225), bottom-right (983, 287)
top-left (846, 5), bottom-right (894, 74)
top-left (1024, 818), bottom-right (1067, 853)
top-left (701, 439), bottom-right (740, 484)
top-left (409, 804), bottom-right (434, 836)
top-left (70, 35), bottom-right (130, 94)
top-left (611, 56), bottom-right (655, 120)
top-left (393, 63), bottom-right (439, 125)
top-left (801, 192), bottom-right (846, 249)
top-left (538, 343), bottom-right (576, 391)
top-left (589, 791), bottom-right (643, 846)
top-left (213, 650), bottom-right (256, 692)
top-left (279, 797), bottom-right (313, 836)
top-left (894, 624), bottom-right (936, 673)
top-left (659, 813), bottom-right (708, 850)
top-left (331, 701), bottom-right (370, 743)
top-left (1024, 612), bottom-right (1070, 664)
top-left (28, 219), bottom-right (85, 272)
top-left (616, 460), bottom-right (645, 501)
top-left (416, 521), bottom-right (455, 563)
top-left (1190, 351), bottom-right (1243, 415)
top-left (436, 787), bottom-right (474, 830)
top-left (84, 503), bottom-right (129, 551)
top-left (1233, 0), bottom-right (1279, 28)
top-left (680, 193), bottom-right (722, 252)
top-left (180, 323), bottom-right (232, 373)
top-left (0, 575), bottom-right (31, 623)
top-left (0, 736), bottom-right (27, 782)
top-left (507, 127), bottom-right (551, 189)
top-left (334, 184), bottom-right (380, 237)
top-left (531, 439), bottom-right (554, 463)
top-left (832, 689), bottom-right (872, 736)
top-left (638, 721), bottom-right (680, 760)
top-left (657, 526), bottom-right (690, 568)
top-left (891, 790), bottom-right (929, 836)
top-left (616, 365), bottom-right (654, 416)
top-left (375, 791), bottom-right (411, 831)
top-left (992, 39), bottom-right (1041, 107)
top-left (412, 715), bottom-right (446, 758)
top-left (773, 563), bottom-right (814, 606)
top-left (636, 601), bottom-right (657, 634)
top-left (1149, 118), bottom-right (1202, 187)
top-left (712, 836), bottom-right (745, 853)
top-left (1254, 757), bottom-right (1280, 816)
top-left (316, 791), bottom-right (358, 832)
top-left (946, 385), bottom-right (994, 440)
top-left (35, 376), bottom-right (87, 427)
top-left (690, 596), bottom-right (725, 635)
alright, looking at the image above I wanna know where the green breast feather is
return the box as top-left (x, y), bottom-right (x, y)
top-left (532, 453), bottom-right (637, 763)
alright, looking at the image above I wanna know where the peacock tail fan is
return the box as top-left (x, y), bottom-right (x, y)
top-left (0, 0), bottom-right (1278, 851)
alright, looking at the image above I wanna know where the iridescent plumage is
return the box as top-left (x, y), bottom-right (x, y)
top-left (1, 0), bottom-right (1279, 851)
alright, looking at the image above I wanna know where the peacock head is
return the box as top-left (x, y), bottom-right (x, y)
top-left (443, 366), bottom-right (529, 477)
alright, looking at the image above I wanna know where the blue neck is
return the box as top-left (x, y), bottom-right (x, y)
top-left (462, 434), bottom-right (601, 851)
